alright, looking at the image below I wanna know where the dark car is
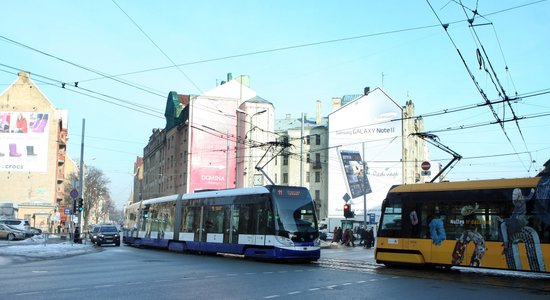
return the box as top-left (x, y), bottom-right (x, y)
top-left (89, 225), bottom-right (120, 246)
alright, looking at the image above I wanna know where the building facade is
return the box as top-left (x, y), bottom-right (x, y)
top-left (139, 75), bottom-right (275, 201)
top-left (274, 100), bottom-right (329, 220)
top-left (0, 72), bottom-right (70, 232)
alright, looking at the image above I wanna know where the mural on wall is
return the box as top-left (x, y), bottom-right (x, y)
top-left (0, 112), bottom-right (49, 172)
top-left (328, 89), bottom-right (403, 218)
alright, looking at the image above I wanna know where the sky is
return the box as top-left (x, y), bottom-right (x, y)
top-left (1, 1), bottom-right (549, 208)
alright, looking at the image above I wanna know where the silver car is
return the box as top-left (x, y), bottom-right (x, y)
top-left (0, 224), bottom-right (27, 240)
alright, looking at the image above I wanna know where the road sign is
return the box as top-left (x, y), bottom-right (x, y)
top-left (70, 188), bottom-right (79, 199)
top-left (64, 208), bottom-right (70, 215)
top-left (421, 161), bottom-right (431, 171)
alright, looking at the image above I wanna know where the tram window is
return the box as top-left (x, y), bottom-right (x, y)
top-left (205, 206), bottom-right (224, 233)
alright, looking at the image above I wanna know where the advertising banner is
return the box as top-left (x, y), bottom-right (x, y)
top-left (328, 89), bottom-right (403, 218)
top-left (189, 98), bottom-right (237, 192)
top-left (0, 112), bottom-right (49, 172)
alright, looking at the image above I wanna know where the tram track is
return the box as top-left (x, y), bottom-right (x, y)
top-left (314, 258), bottom-right (550, 294)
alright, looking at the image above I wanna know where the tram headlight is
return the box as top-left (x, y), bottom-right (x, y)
top-left (313, 237), bottom-right (320, 246)
top-left (275, 235), bottom-right (294, 247)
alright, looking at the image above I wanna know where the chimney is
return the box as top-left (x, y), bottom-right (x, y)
top-left (364, 86), bottom-right (370, 95)
top-left (316, 100), bottom-right (322, 125)
top-left (331, 97), bottom-right (342, 111)
top-left (286, 113), bottom-right (292, 120)
top-left (18, 71), bottom-right (31, 84)
top-left (227, 72), bottom-right (232, 81)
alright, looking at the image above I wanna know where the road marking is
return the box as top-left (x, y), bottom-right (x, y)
top-left (288, 291), bottom-right (301, 295)
top-left (263, 271), bottom-right (274, 274)
top-left (226, 273), bottom-right (238, 276)
top-left (126, 282), bottom-right (142, 285)
top-left (357, 280), bottom-right (366, 283)
top-left (59, 288), bottom-right (80, 291)
top-left (327, 285), bottom-right (338, 289)
top-left (205, 275), bottom-right (218, 278)
top-left (369, 278), bottom-right (378, 281)
top-left (309, 288), bottom-right (321, 291)
top-left (342, 282), bottom-right (352, 286)
top-left (31, 270), bottom-right (48, 273)
top-left (16, 291), bottom-right (41, 296)
top-left (94, 284), bottom-right (114, 288)
top-left (264, 295), bottom-right (280, 298)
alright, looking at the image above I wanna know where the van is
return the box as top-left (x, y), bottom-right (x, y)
top-left (0, 219), bottom-right (32, 236)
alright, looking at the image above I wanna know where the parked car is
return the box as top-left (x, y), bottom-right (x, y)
top-left (0, 224), bottom-right (27, 241)
top-left (89, 225), bottom-right (120, 246)
top-left (0, 219), bottom-right (32, 237)
top-left (29, 227), bottom-right (43, 235)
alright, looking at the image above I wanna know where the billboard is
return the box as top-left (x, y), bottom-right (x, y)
top-left (188, 98), bottom-right (237, 192)
top-left (0, 112), bottom-right (49, 172)
top-left (328, 89), bottom-right (403, 218)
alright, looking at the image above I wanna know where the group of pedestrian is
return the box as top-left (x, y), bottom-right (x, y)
top-left (331, 226), bottom-right (375, 248)
top-left (359, 226), bottom-right (375, 248)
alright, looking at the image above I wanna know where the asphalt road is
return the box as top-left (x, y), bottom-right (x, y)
top-left (0, 243), bottom-right (548, 300)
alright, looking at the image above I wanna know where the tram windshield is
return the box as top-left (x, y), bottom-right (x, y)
top-left (271, 187), bottom-right (318, 242)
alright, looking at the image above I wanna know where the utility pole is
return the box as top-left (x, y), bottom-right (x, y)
top-left (77, 118), bottom-right (85, 242)
top-left (300, 113), bottom-right (304, 186)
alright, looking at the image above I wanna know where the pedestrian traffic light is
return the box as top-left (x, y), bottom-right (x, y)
top-left (78, 198), bottom-right (83, 212)
top-left (142, 206), bottom-right (149, 219)
top-left (344, 203), bottom-right (354, 218)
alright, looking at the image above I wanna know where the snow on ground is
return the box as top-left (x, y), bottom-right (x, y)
top-left (0, 234), bottom-right (97, 259)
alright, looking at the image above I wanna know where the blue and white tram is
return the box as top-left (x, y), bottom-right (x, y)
top-left (123, 185), bottom-right (320, 261)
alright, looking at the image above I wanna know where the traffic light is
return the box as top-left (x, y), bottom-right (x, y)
top-left (343, 203), bottom-right (354, 218)
top-left (142, 206), bottom-right (149, 219)
top-left (72, 198), bottom-right (77, 213)
top-left (78, 198), bottom-right (84, 212)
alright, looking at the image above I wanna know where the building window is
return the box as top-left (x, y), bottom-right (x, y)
top-left (315, 171), bottom-right (320, 183)
top-left (315, 153), bottom-right (321, 163)
top-left (306, 172), bottom-right (310, 183)
top-left (283, 154), bottom-right (288, 166)
top-left (316, 134), bottom-right (321, 145)
top-left (274, 173), bottom-right (278, 183)
top-left (283, 173), bottom-right (288, 184)
top-left (315, 190), bottom-right (320, 201)
top-left (306, 135), bottom-right (310, 145)
top-left (306, 153), bottom-right (311, 163)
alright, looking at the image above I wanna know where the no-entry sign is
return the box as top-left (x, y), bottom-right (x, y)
top-left (421, 161), bottom-right (431, 171)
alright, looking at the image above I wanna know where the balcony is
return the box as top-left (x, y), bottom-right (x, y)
top-left (311, 162), bottom-right (322, 169)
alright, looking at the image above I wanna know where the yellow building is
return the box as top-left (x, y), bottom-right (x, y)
top-left (0, 72), bottom-right (69, 233)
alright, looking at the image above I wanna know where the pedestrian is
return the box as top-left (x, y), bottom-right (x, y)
top-left (57, 223), bottom-right (61, 234)
top-left (366, 227), bottom-right (375, 248)
top-left (331, 226), bottom-right (339, 244)
top-left (336, 226), bottom-right (343, 244)
top-left (360, 226), bottom-right (367, 247)
top-left (348, 228), bottom-right (355, 247)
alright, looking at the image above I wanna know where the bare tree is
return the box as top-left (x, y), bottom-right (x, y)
top-left (64, 166), bottom-right (111, 228)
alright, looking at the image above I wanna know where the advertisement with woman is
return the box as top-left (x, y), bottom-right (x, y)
top-left (328, 89), bottom-right (403, 218)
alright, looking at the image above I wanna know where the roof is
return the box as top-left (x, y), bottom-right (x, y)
top-left (275, 116), bottom-right (327, 132)
top-left (389, 177), bottom-right (540, 193)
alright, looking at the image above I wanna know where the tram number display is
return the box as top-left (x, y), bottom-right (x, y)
top-left (275, 188), bottom-right (303, 197)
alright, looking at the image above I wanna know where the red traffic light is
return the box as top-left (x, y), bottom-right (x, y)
top-left (343, 203), bottom-right (353, 218)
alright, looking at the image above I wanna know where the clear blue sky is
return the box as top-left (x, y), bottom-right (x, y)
top-left (1, 1), bottom-right (549, 208)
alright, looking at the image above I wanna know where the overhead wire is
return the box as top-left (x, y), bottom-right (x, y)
top-left (111, 0), bottom-right (203, 94)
